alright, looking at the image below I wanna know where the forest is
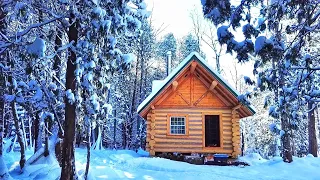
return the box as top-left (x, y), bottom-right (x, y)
top-left (0, 0), bottom-right (319, 179)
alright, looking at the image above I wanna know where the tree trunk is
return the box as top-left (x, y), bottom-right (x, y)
top-left (279, 64), bottom-right (293, 162)
top-left (11, 101), bottom-right (26, 170)
top-left (84, 124), bottom-right (91, 180)
top-left (0, 62), bottom-right (10, 178)
top-left (280, 114), bottom-right (293, 162)
top-left (0, 66), bottom-right (5, 157)
top-left (44, 117), bottom-right (50, 157)
top-left (129, 56), bottom-right (140, 149)
top-left (36, 115), bottom-right (44, 153)
top-left (60, 13), bottom-right (78, 180)
top-left (28, 117), bottom-right (33, 150)
top-left (54, 29), bottom-right (62, 80)
top-left (308, 102), bottom-right (318, 157)
top-left (34, 113), bottom-right (41, 153)
top-left (8, 54), bottom-right (26, 170)
top-left (20, 115), bottom-right (28, 149)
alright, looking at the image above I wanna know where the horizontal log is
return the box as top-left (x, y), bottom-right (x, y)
top-left (155, 121), bottom-right (166, 125)
top-left (188, 117), bottom-right (202, 121)
top-left (155, 134), bottom-right (202, 138)
top-left (223, 124), bottom-right (232, 128)
top-left (155, 143), bottom-right (202, 148)
top-left (154, 129), bottom-right (203, 136)
top-left (223, 140), bottom-right (232, 144)
top-left (155, 138), bottom-right (202, 143)
top-left (155, 117), bottom-right (167, 121)
top-left (154, 148), bottom-right (203, 153)
top-left (189, 121), bottom-right (202, 125)
top-left (223, 131), bottom-right (232, 135)
top-left (201, 149), bottom-right (233, 154)
top-left (189, 125), bottom-right (202, 129)
top-left (153, 148), bottom-right (233, 155)
top-left (223, 147), bottom-right (234, 151)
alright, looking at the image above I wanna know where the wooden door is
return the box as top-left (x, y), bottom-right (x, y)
top-left (205, 115), bottom-right (220, 147)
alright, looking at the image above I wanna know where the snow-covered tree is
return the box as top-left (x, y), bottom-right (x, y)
top-left (178, 33), bottom-right (205, 60)
top-left (107, 18), bottom-right (157, 150)
top-left (1, 0), bottom-right (149, 178)
top-left (189, 7), bottom-right (223, 73)
top-left (157, 33), bottom-right (177, 67)
top-left (201, 0), bottom-right (320, 162)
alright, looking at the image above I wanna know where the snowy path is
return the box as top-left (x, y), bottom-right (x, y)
top-left (5, 148), bottom-right (320, 180)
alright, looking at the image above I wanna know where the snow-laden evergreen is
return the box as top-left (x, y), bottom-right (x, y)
top-left (201, 0), bottom-right (320, 161)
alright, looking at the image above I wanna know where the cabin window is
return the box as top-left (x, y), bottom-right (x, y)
top-left (170, 117), bottom-right (186, 135)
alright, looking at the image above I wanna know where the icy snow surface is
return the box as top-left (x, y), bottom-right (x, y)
top-left (4, 148), bottom-right (320, 180)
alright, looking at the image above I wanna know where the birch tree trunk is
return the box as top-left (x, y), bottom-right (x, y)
top-left (308, 102), bottom-right (318, 157)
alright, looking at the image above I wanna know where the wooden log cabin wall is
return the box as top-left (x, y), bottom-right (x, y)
top-left (138, 52), bottom-right (255, 158)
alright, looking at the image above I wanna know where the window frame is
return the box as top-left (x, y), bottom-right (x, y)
top-left (166, 114), bottom-right (189, 136)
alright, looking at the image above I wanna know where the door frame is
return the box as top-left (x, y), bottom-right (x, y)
top-left (202, 113), bottom-right (224, 150)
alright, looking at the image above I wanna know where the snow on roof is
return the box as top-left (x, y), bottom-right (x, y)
top-left (137, 52), bottom-right (256, 114)
top-left (152, 80), bottom-right (164, 92)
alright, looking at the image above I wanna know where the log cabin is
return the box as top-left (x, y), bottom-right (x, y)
top-left (137, 52), bottom-right (255, 158)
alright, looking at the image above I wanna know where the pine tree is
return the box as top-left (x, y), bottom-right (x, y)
top-left (157, 33), bottom-right (177, 67)
top-left (178, 33), bottom-right (202, 59)
top-left (201, 0), bottom-right (320, 162)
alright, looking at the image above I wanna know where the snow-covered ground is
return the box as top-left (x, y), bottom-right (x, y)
top-left (4, 148), bottom-right (320, 180)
